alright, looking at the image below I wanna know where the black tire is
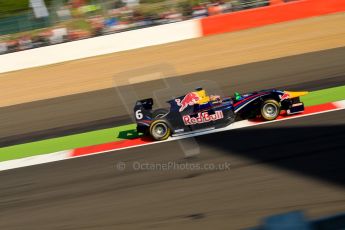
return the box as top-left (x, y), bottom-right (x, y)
top-left (260, 99), bottom-right (280, 121)
top-left (223, 109), bottom-right (236, 126)
top-left (152, 108), bottom-right (168, 118)
top-left (149, 120), bottom-right (171, 141)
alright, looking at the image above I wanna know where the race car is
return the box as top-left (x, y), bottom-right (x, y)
top-left (134, 88), bottom-right (308, 141)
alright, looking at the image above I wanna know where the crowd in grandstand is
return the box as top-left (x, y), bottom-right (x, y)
top-left (0, 0), bottom-right (270, 55)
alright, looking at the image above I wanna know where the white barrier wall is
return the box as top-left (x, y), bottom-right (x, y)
top-left (0, 20), bottom-right (201, 73)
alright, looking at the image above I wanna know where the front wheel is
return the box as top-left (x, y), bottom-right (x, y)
top-left (260, 99), bottom-right (280, 121)
top-left (149, 120), bottom-right (171, 141)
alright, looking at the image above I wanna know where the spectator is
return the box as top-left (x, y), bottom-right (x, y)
top-left (208, 3), bottom-right (222, 16)
top-left (50, 27), bottom-right (68, 44)
top-left (219, 1), bottom-right (233, 13)
top-left (88, 15), bottom-right (105, 36)
top-left (18, 36), bottom-right (33, 51)
top-left (70, 0), bottom-right (86, 8)
top-left (0, 42), bottom-right (8, 54)
top-left (32, 33), bottom-right (50, 48)
top-left (57, 5), bottom-right (72, 21)
top-left (192, 5), bottom-right (208, 18)
top-left (6, 40), bottom-right (18, 53)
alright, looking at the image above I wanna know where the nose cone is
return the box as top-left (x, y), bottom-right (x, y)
top-left (284, 91), bottom-right (308, 98)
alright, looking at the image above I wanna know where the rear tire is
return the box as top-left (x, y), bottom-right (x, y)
top-left (149, 120), bottom-right (171, 141)
top-left (260, 99), bottom-right (280, 121)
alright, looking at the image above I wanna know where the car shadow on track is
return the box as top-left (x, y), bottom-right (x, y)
top-left (195, 124), bottom-right (345, 187)
top-left (117, 129), bottom-right (141, 140)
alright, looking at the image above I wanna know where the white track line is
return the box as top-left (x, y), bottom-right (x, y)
top-left (333, 100), bottom-right (345, 108)
top-left (0, 151), bottom-right (70, 171)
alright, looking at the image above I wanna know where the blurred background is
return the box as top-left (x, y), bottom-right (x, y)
top-left (0, 0), bottom-right (274, 54)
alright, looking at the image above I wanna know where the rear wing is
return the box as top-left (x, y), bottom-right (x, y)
top-left (133, 98), bottom-right (153, 122)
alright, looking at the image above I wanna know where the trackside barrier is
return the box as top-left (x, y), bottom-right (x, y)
top-left (0, 20), bottom-right (201, 73)
top-left (0, 0), bottom-right (345, 73)
top-left (200, 0), bottom-right (345, 36)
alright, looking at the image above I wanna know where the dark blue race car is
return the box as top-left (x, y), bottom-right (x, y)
top-left (134, 88), bottom-right (308, 140)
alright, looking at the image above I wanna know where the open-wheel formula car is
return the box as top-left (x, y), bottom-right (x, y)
top-left (134, 88), bottom-right (308, 141)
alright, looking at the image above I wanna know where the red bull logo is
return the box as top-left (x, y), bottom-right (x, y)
top-left (175, 92), bottom-right (200, 112)
top-left (183, 111), bottom-right (224, 125)
top-left (280, 92), bottom-right (290, 100)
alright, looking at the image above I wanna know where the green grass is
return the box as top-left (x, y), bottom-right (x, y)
top-left (0, 0), bottom-right (30, 17)
top-left (0, 124), bottom-right (138, 161)
top-left (0, 0), bottom-right (57, 18)
top-left (0, 85), bottom-right (344, 162)
top-left (301, 85), bottom-right (345, 106)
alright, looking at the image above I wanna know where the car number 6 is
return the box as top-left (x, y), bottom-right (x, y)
top-left (135, 110), bottom-right (143, 120)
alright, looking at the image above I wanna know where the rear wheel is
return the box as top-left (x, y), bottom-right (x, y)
top-left (261, 99), bottom-right (280, 121)
top-left (149, 120), bottom-right (171, 141)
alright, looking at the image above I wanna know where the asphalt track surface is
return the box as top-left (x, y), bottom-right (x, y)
top-left (2, 47), bottom-right (345, 146)
top-left (0, 110), bottom-right (344, 230)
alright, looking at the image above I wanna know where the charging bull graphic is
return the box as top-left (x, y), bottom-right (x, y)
top-left (280, 92), bottom-right (290, 101)
top-left (175, 92), bottom-right (201, 112)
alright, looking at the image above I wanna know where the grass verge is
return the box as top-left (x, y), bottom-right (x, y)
top-left (301, 85), bottom-right (345, 106)
top-left (0, 124), bottom-right (138, 161)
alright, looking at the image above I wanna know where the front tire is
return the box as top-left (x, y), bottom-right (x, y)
top-left (260, 99), bottom-right (280, 121)
top-left (149, 120), bottom-right (171, 141)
